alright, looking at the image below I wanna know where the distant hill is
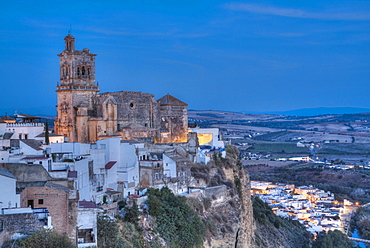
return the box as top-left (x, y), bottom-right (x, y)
top-left (250, 107), bottom-right (370, 116)
top-left (0, 106), bottom-right (55, 117)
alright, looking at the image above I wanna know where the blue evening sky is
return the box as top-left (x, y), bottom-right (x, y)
top-left (1, 1), bottom-right (369, 115)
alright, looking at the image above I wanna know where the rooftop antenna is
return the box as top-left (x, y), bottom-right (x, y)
top-left (68, 24), bottom-right (72, 34)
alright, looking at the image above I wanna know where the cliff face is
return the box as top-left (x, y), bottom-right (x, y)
top-left (251, 197), bottom-right (312, 248)
top-left (189, 145), bottom-right (254, 247)
top-left (234, 167), bottom-right (253, 248)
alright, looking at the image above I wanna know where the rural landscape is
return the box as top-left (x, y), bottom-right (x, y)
top-left (190, 109), bottom-right (370, 246)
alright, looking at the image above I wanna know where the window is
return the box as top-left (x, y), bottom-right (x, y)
top-left (155, 173), bottom-right (159, 180)
top-left (129, 102), bottom-right (136, 109)
top-left (27, 200), bottom-right (34, 208)
top-left (38, 199), bottom-right (44, 205)
top-left (77, 229), bottom-right (94, 244)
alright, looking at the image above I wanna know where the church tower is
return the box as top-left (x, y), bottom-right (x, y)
top-left (54, 34), bottom-right (99, 142)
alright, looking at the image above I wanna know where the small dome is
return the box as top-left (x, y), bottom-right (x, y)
top-left (64, 34), bottom-right (75, 40)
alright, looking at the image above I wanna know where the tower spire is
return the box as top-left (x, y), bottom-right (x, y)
top-left (64, 33), bottom-right (75, 51)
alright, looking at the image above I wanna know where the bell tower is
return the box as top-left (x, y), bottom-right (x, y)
top-left (54, 34), bottom-right (99, 142)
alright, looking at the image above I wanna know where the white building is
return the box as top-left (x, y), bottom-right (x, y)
top-left (77, 201), bottom-right (100, 248)
top-left (50, 137), bottom-right (140, 202)
top-left (0, 167), bottom-right (19, 208)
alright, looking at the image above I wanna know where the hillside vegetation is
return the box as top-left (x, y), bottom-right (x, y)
top-left (252, 196), bottom-right (312, 248)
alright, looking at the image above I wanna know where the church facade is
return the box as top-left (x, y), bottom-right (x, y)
top-left (55, 34), bottom-right (188, 143)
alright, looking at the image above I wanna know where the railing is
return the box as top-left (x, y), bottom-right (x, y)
top-left (348, 237), bottom-right (370, 244)
top-left (57, 85), bottom-right (99, 91)
top-left (6, 123), bottom-right (44, 127)
top-left (32, 208), bottom-right (49, 221)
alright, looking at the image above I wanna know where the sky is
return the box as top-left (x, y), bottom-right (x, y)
top-left (0, 0), bottom-right (369, 115)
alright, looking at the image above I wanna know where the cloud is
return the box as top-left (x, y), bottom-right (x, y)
top-left (257, 32), bottom-right (306, 37)
top-left (85, 27), bottom-right (173, 37)
top-left (176, 33), bottom-right (209, 38)
top-left (224, 3), bottom-right (370, 21)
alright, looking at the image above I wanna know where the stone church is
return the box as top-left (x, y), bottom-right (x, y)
top-left (54, 34), bottom-right (188, 143)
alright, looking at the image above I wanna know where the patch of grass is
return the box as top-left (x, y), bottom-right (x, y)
top-left (253, 131), bottom-right (294, 141)
top-left (247, 142), bottom-right (309, 154)
top-left (317, 143), bottom-right (370, 155)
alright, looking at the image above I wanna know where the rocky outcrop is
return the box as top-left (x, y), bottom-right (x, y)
top-left (189, 145), bottom-right (254, 247)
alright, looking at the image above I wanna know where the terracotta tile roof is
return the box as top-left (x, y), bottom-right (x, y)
top-left (0, 167), bottom-right (16, 179)
top-left (79, 200), bottom-right (97, 208)
top-left (45, 181), bottom-right (70, 192)
top-left (14, 113), bottom-right (39, 119)
top-left (105, 161), bottom-right (117, 170)
top-left (3, 133), bottom-right (14, 139)
top-left (0, 115), bottom-right (15, 123)
top-left (158, 94), bottom-right (187, 106)
top-left (21, 156), bottom-right (48, 160)
top-left (21, 140), bottom-right (43, 151)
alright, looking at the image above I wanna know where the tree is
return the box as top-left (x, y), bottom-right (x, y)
top-left (123, 201), bottom-right (140, 226)
top-left (97, 215), bottom-right (125, 248)
top-left (17, 229), bottom-right (75, 248)
top-left (312, 230), bottom-right (355, 248)
top-left (44, 120), bottom-right (50, 145)
top-left (147, 187), bottom-right (206, 248)
top-left (97, 215), bottom-right (146, 248)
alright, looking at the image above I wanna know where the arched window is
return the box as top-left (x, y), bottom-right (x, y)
top-left (82, 66), bottom-right (85, 75)
top-left (77, 67), bottom-right (80, 76)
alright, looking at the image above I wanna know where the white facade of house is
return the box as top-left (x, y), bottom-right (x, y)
top-left (189, 127), bottom-right (224, 147)
top-left (49, 138), bottom-right (140, 202)
top-left (0, 169), bottom-right (19, 208)
top-left (163, 154), bottom-right (177, 179)
top-left (4, 122), bottom-right (44, 140)
top-left (118, 142), bottom-right (140, 197)
top-left (77, 205), bottom-right (100, 248)
top-left (190, 127), bottom-right (226, 164)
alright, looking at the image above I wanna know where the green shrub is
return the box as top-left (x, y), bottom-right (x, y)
top-left (147, 187), bottom-right (206, 248)
top-left (17, 229), bottom-right (75, 248)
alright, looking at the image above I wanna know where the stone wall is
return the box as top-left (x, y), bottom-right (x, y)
top-left (0, 213), bottom-right (41, 246)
